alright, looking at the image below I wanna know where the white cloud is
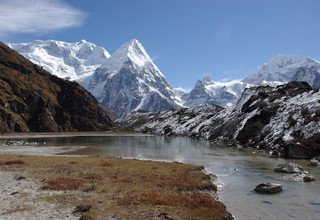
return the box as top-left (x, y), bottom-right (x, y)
top-left (0, 0), bottom-right (87, 37)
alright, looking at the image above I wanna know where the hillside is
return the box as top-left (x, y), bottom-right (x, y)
top-left (0, 42), bottom-right (113, 132)
top-left (118, 82), bottom-right (320, 159)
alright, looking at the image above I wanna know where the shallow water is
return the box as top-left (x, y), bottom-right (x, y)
top-left (1, 135), bottom-right (320, 220)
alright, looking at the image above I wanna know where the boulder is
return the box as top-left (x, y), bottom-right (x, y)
top-left (254, 183), bottom-right (283, 194)
top-left (310, 158), bottom-right (320, 166)
top-left (283, 171), bottom-right (310, 181)
top-left (269, 149), bottom-right (280, 158)
top-left (274, 163), bottom-right (304, 173)
top-left (303, 175), bottom-right (316, 182)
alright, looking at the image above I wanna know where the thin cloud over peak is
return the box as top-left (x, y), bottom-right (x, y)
top-left (0, 0), bottom-right (87, 37)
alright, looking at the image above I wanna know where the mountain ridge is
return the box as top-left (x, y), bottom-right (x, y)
top-left (183, 55), bottom-right (320, 108)
top-left (8, 39), bottom-right (110, 82)
top-left (8, 40), bottom-right (320, 112)
top-left (245, 54), bottom-right (320, 88)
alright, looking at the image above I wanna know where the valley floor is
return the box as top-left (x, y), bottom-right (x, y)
top-left (0, 154), bottom-right (233, 220)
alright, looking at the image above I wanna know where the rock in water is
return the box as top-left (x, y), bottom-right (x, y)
top-left (254, 183), bottom-right (283, 194)
top-left (310, 158), bottom-right (320, 166)
top-left (0, 42), bottom-right (114, 132)
top-left (269, 149), bottom-right (280, 158)
top-left (274, 163), bottom-right (304, 173)
top-left (303, 175), bottom-right (316, 182)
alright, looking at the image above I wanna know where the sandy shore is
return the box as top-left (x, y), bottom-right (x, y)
top-left (0, 170), bottom-right (78, 220)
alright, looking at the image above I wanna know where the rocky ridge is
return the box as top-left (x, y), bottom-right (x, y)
top-left (117, 81), bottom-right (320, 159)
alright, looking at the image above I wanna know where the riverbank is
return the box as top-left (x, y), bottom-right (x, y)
top-left (0, 131), bottom-right (152, 139)
top-left (0, 154), bottom-right (233, 219)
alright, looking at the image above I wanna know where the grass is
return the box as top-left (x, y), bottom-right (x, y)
top-left (0, 154), bottom-right (232, 220)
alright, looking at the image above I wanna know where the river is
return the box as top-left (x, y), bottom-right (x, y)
top-left (1, 135), bottom-right (319, 220)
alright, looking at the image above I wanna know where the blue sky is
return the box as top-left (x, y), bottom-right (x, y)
top-left (1, 0), bottom-right (320, 89)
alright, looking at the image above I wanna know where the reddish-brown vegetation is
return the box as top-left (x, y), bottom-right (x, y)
top-left (0, 160), bottom-right (25, 165)
top-left (42, 178), bottom-right (83, 191)
top-left (120, 192), bottom-right (220, 209)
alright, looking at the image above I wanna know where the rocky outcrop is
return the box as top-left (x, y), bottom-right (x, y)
top-left (310, 158), bottom-right (320, 166)
top-left (117, 82), bottom-right (320, 159)
top-left (117, 105), bottom-right (224, 138)
top-left (0, 42), bottom-right (113, 132)
top-left (274, 163), bottom-right (304, 173)
top-left (274, 163), bottom-right (315, 182)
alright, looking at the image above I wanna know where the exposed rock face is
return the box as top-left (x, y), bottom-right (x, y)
top-left (117, 105), bottom-right (224, 138)
top-left (0, 42), bottom-right (113, 132)
top-left (118, 82), bottom-right (320, 159)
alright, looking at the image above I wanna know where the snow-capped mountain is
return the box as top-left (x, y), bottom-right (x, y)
top-left (245, 55), bottom-right (320, 88)
top-left (184, 76), bottom-right (253, 108)
top-left (184, 55), bottom-right (320, 108)
top-left (82, 39), bottom-right (182, 115)
top-left (9, 40), bottom-right (320, 115)
top-left (173, 87), bottom-right (189, 98)
top-left (8, 40), bottom-right (110, 81)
